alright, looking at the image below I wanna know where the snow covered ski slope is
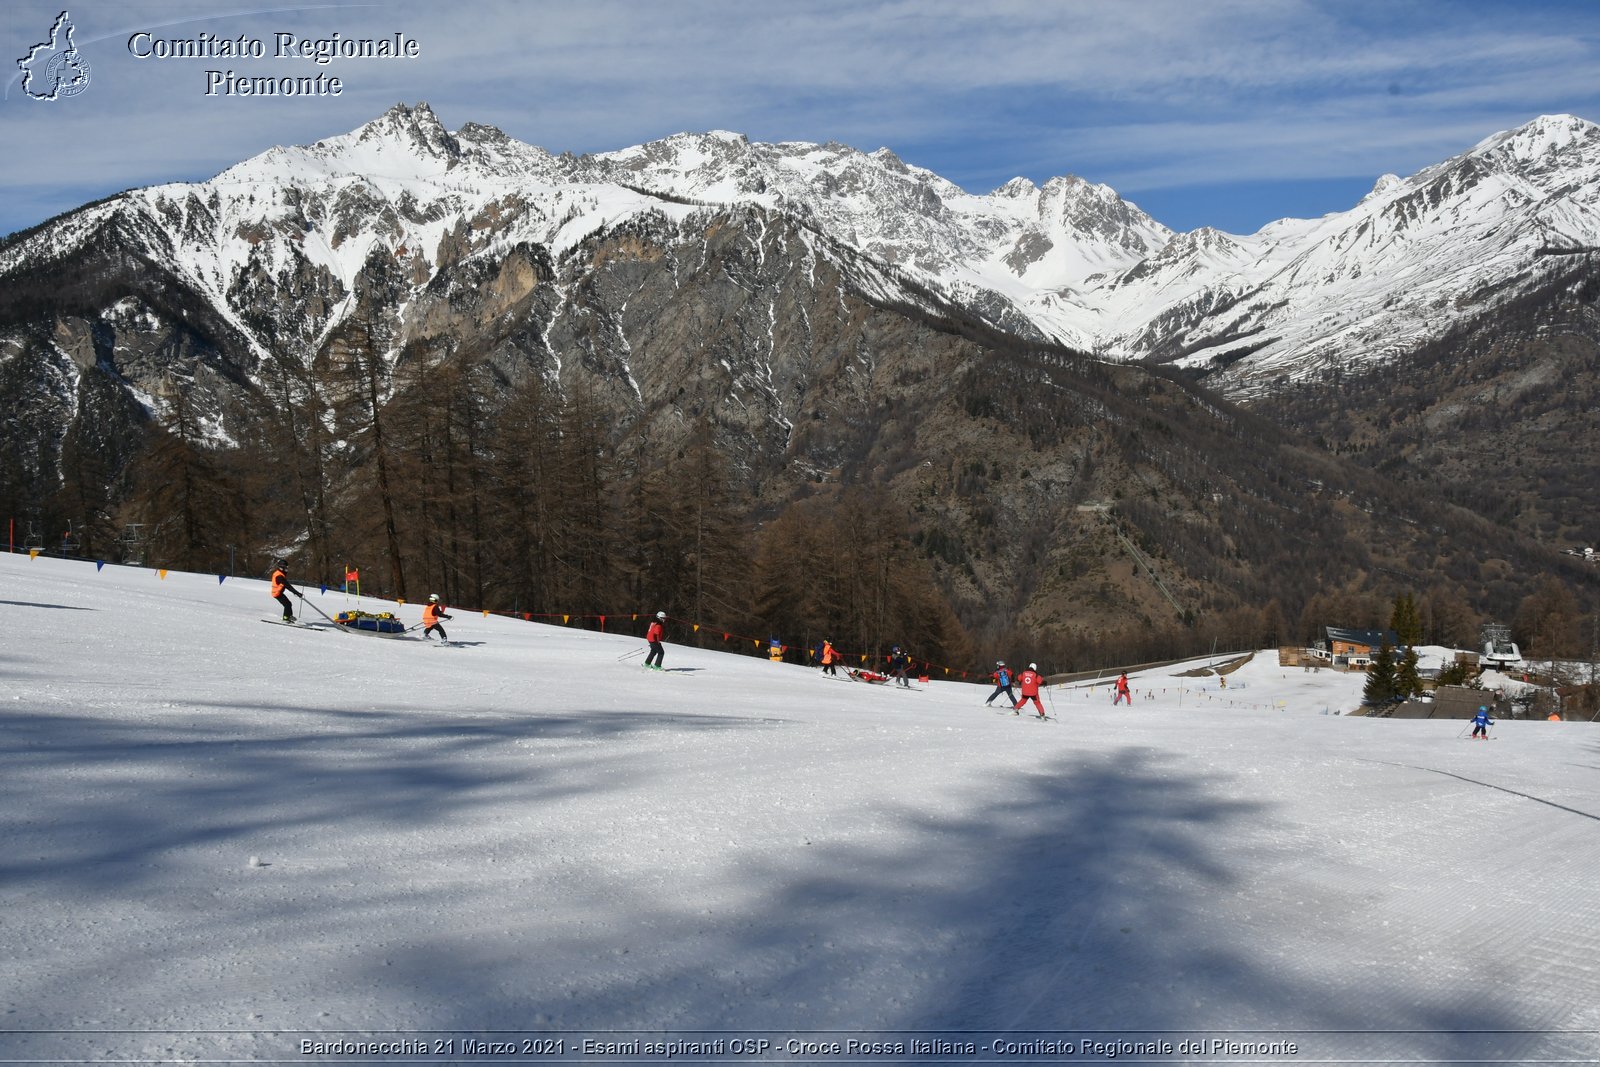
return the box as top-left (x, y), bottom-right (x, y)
top-left (3, 554), bottom-right (1598, 1063)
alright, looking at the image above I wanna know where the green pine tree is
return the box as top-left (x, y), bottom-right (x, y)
top-left (1363, 637), bottom-right (1398, 707)
top-left (1394, 646), bottom-right (1422, 699)
top-left (1390, 593), bottom-right (1423, 647)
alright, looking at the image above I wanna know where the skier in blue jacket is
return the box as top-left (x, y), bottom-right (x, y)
top-left (1471, 706), bottom-right (1494, 740)
top-left (985, 661), bottom-right (1017, 707)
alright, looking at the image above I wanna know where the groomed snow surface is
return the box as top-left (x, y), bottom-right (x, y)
top-left (3, 554), bottom-right (1598, 1065)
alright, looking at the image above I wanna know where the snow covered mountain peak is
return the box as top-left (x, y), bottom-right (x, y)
top-left (319, 101), bottom-right (462, 164)
top-left (1470, 112), bottom-right (1600, 160)
top-left (1360, 173), bottom-right (1405, 205)
top-left (1036, 173), bottom-right (1170, 252)
top-left (993, 176), bottom-right (1039, 199)
top-left (9, 106), bottom-right (1600, 400)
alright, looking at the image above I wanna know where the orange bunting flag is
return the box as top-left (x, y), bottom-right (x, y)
top-left (563, 615), bottom-right (569, 624)
top-left (158, 569), bottom-right (167, 579)
top-left (753, 639), bottom-right (760, 649)
top-left (28, 549), bottom-right (39, 560)
top-left (693, 624), bottom-right (700, 633)
top-left (483, 610), bottom-right (489, 617)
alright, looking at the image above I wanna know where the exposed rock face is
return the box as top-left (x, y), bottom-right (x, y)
top-left (1, 105), bottom-right (1594, 631)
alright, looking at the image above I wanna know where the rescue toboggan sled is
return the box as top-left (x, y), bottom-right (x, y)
top-left (334, 609), bottom-right (409, 637)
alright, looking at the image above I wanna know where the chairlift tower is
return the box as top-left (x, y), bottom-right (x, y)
top-left (1480, 621), bottom-right (1523, 672)
top-left (116, 523), bottom-right (147, 566)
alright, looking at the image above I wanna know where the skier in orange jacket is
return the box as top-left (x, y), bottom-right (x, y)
top-left (422, 594), bottom-right (453, 641)
top-left (269, 559), bottom-right (302, 622)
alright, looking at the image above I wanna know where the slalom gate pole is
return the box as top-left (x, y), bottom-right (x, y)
top-left (617, 646), bottom-right (645, 662)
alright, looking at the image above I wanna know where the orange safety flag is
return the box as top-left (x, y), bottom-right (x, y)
top-left (158, 569), bottom-right (167, 579)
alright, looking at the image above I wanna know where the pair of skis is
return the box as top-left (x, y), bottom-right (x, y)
top-left (996, 708), bottom-right (1056, 721)
top-left (261, 618), bottom-right (325, 631)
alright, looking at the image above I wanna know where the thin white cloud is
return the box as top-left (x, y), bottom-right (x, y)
top-left (4, 0), bottom-right (1600, 234)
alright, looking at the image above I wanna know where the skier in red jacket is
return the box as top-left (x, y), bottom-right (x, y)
top-left (1113, 672), bottom-right (1131, 706)
top-left (644, 612), bottom-right (667, 670)
top-left (1013, 663), bottom-right (1047, 718)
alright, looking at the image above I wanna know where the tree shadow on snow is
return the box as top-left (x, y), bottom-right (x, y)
top-left (366, 746), bottom-right (1546, 1062)
top-left (3, 725), bottom-right (1565, 1063)
top-left (0, 703), bottom-right (769, 892)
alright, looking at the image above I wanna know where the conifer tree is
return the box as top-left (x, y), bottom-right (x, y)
top-left (1390, 592), bottom-right (1423, 647)
top-left (1363, 637), bottom-right (1398, 707)
top-left (123, 379), bottom-right (245, 572)
top-left (1394, 645), bottom-right (1423, 699)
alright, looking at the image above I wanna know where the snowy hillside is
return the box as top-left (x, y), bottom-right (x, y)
top-left (4, 552), bottom-right (1599, 1062)
top-left (7, 105), bottom-right (1599, 396)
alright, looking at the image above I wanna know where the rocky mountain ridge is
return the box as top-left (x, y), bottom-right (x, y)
top-left (11, 105), bottom-right (1600, 402)
top-left (2, 104), bottom-right (1596, 652)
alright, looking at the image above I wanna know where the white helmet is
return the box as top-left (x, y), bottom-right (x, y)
top-left (428, 594), bottom-right (439, 602)
top-left (996, 660), bottom-right (1005, 667)
top-left (1029, 662), bottom-right (1038, 670)
top-left (656, 611), bottom-right (666, 620)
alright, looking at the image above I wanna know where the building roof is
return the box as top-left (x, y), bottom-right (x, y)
top-left (1324, 627), bottom-right (1400, 649)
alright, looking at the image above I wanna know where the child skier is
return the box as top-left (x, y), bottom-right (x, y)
top-left (1113, 672), bottom-right (1131, 706)
top-left (1013, 663), bottom-right (1046, 718)
top-left (888, 646), bottom-right (912, 688)
top-left (985, 661), bottom-right (1017, 707)
top-left (422, 594), bottom-right (452, 641)
top-left (820, 639), bottom-right (841, 677)
top-left (1471, 705), bottom-right (1494, 740)
top-left (644, 612), bottom-right (667, 670)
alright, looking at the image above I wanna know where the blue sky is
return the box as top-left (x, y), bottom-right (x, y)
top-left (6, 0), bottom-right (1600, 237)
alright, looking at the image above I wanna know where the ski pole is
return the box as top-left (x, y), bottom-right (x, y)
top-left (295, 592), bottom-right (350, 633)
top-left (617, 646), bottom-right (645, 662)
top-left (1046, 684), bottom-right (1058, 717)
